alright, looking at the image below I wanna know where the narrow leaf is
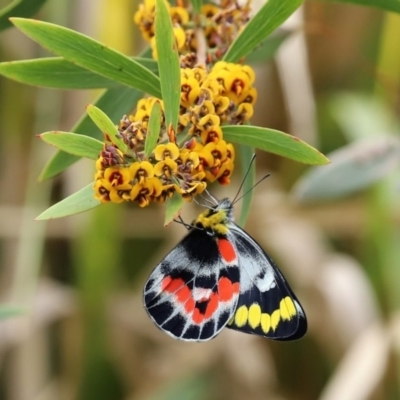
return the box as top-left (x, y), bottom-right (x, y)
top-left (325, 0), bottom-right (400, 14)
top-left (165, 193), bottom-right (184, 226)
top-left (39, 86), bottom-right (143, 180)
top-left (222, 125), bottom-right (329, 165)
top-left (237, 145), bottom-right (256, 228)
top-left (145, 102), bottom-right (162, 158)
top-left (192, 0), bottom-right (203, 14)
top-left (10, 18), bottom-right (161, 97)
top-left (0, 0), bottom-right (47, 32)
top-left (223, 0), bottom-right (303, 62)
top-left (40, 132), bottom-right (103, 159)
top-left (0, 57), bottom-right (158, 89)
top-left (292, 137), bottom-right (400, 203)
top-left (0, 305), bottom-right (25, 320)
top-left (245, 30), bottom-right (291, 64)
top-left (86, 104), bottom-right (128, 152)
top-left (155, 0), bottom-right (181, 132)
top-left (36, 183), bottom-right (100, 220)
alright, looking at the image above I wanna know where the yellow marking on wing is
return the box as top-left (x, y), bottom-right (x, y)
top-left (234, 297), bottom-right (297, 333)
top-left (260, 313), bottom-right (271, 334)
top-left (234, 305), bottom-right (248, 327)
top-left (280, 296), bottom-right (297, 320)
top-left (195, 210), bottom-right (229, 235)
top-left (248, 303), bottom-right (262, 329)
top-left (271, 310), bottom-right (281, 331)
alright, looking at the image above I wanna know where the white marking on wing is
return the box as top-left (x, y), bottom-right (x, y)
top-left (192, 287), bottom-right (212, 301)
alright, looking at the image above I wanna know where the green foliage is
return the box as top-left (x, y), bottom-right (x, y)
top-left (0, 0), bottom-right (48, 31)
top-left (223, 0), bottom-right (303, 62)
top-left (2, 0), bottom-right (400, 399)
top-left (86, 104), bottom-right (129, 153)
top-left (145, 102), bottom-right (162, 158)
top-left (0, 57), bottom-right (158, 89)
top-left (165, 193), bottom-right (185, 226)
top-left (191, 0), bottom-right (203, 14)
top-left (10, 18), bottom-right (161, 97)
top-left (39, 86), bottom-right (144, 180)
top-left (36, 184), bottom-right (100, 220)
top-left (40, 132), bottom-right (103, 160)
top-left (222, 125), bottom-right (329, 165)
top-left (237, 145), bottom-right (256, 228)
top-left (1, 5), bottom-right (328, 222)
top-left (245, 30), bottom-right (292, 64)
top-left (155, 0), bottom-right (181, 131)
top-left (325, 0), bottom-right (400, 13)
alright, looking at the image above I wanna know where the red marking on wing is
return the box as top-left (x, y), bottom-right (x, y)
top-left (176, 286), bottom-right (196, 313)
top-left (162, 277), bottom-right (195, 313)
top-left (184, 298), bottom-right (195, 313)
top-left (161, 276), bottom-right (172, 290)
top-left (176, 286), bottom-right (191, 304)
top-left (162, 277), bottom-right (184, 293)
top-left (192, 308), bottom-right (204, 324)
top-left (160, 275), bottom-right (235, 325)
top-left (192, 294), bottom-right (219, 324)
top-left (204, 293), bottom-right (219, 319)
top-left (218, 277), bottom-right (240, 301)
top-left (217, 238), bottom-right (237, 262)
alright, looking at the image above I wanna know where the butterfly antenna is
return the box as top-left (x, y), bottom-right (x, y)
top-left (232, 173), bottom-right (271, 206)
top-left (174, 215), bottom-right (204, 231)
top-left (195, 190), bottom-right (218, 209)
top-left (232, 153), bottom-right (257, 204)
top-left (174, 215), bottom-right (192, 230)
top-left (204, 189), bottom-right (219, 205)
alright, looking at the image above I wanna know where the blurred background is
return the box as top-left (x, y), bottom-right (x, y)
top-left (0, 0), bottom-right (400, 399)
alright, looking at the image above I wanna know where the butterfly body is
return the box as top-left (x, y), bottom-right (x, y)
top-left (143, 198), bottom-right (307, 341)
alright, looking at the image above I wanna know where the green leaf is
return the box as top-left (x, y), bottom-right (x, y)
top-left (0, 0), bottom-right (47, 32)
top-left (133, 57), bottom-right (159, 74)
top-left (0, 305), bottom-right (25, 320)
top-left (245, 30), bottom-right (291, 64)
top-left (155, 0), bottom-right (181, 132)
top-left (0, 57), bottom-right (158, 89)
top-left (237, 145), bottom-right (256, 228)
top-left (292, 137), bottom-right (400, 203)
top-left (324, 0), bottom-right (400, 13)
top-left (36, 183), bottom-right (100, 220)
top-left (10, 18), bottom-right (161, 97)
top-left (40, 132), bottom-right (103, 159)
top-left (192, 0), bottom-right (203, 14)
top-left (223, 0), bottom-right (303, 62)
top-left (222, 125), bottom-right (329, 165)
top-left (164, 193), bottom-right (184, 226)
top-left (86, 104), bottom-right (128, 153)
top-left (39, 86), bottom-right (143, 181)
top-left (145, 102), bottom-right (162, 158)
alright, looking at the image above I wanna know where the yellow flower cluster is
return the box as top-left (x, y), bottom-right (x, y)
top-left (94, 144), bottom-right (204, 207)
top-left (94, 61), bottom-right (257, 207)
top-left (94, 0), bottom-right (258, 207)
top-left (134, 0), bottom-right (251, 62)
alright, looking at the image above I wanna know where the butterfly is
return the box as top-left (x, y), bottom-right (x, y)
top-left (143, 195), bottom-right (307, 342)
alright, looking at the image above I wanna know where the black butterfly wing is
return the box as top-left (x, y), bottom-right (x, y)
top-left (226, 224), bottom-right (307, 340)
top-left (143, 229), bottom-right (241, 341)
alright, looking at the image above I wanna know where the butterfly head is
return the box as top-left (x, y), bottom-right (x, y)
top-left (193, 198), bottom-right (234, 236)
